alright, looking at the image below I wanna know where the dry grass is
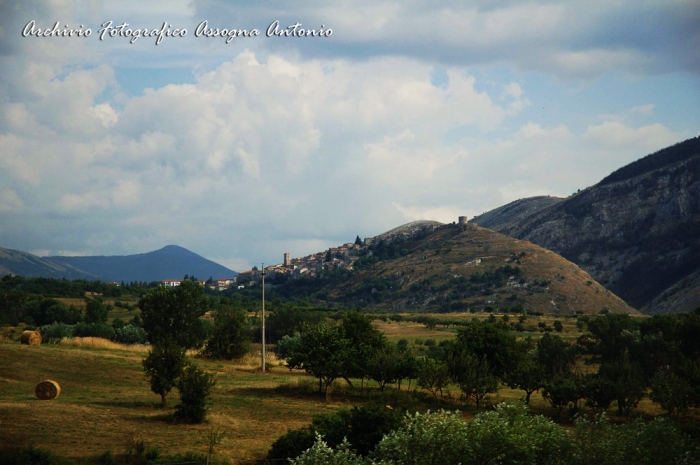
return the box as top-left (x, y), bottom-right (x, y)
top-left (0, 315), bottom-right (687, 462)
top-left (0, 340), bottom-right (340, 462)
top-left (59, 337), bottom-right (150, 352)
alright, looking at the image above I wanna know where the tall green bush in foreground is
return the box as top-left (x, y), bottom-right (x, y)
top-left (291, 403), bottom-right (698, 465)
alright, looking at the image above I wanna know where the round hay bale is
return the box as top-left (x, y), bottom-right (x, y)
top-left (35, 380), bottom-right (60, 400)
top-left (20, 330), bottom-right (42, 345)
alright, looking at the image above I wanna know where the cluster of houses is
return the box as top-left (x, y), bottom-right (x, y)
top-left (161, 217), bottom-right (468, 292)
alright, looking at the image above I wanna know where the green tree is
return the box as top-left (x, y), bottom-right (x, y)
top-left (84, 298), bottom-right (108, 324)
top-left (355, 235), bottom-right (363, 246)
top-left (174, 364), bottom-right (217, 423)
top-left (506, 352), bottom-right (545, 405)
top-left (582, 374), bottom-right (616, 413)
top-left (142, 340), bottom-right (187, 406)
top-left (650, 366), bottom-right (693, 418)
top-left (537, 333), bottom-right (577, 379)
top-left (542, 375), bottom-right (584, 417)
top-left (286, 324), bottom-right (350, 396)
top-left (578, 313), bottom-right (638, 364)
top-left (597, 361), bottom-right (645, 417)
top-left (417, 358), bottom-right (450, 403)
top-left (203, 308), bottom-right (251, 360)
top-left (448, 351), bottom-right (498, 408)
top-left (452, 320), bottom-right (519, 379)
top-left (138, 280), bottom-right (208, 349)
top-left (339, 311), bottom-right (385, 385)
top-left (366, 345), bottom-right (401, 391)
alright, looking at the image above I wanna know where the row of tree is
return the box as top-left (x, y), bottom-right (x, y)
top-left (274, 310), bottom-right (700, 419)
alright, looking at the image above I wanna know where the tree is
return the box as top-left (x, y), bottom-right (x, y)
top-left (396, 352), bottom-right (419, 390)
top-left (650, 366), bottom-right (693, 418)
top-left (537, 333), bottom-right (577, 379)
top-left (286, 324), bottom-right (350, 396)
top-left (542, 375), bottom-right (584, 417)
top-left (578, 313), bottom-right (638, 364)
top-left (598, 361), bottom-right (645, 417)
top-left (142, 340), bottom-right (187, 406)
top-left (325, 249), bottom-right (333, 262)
top-left (339, 311), bottom-right (385, 385)
top-left (366, 345), bottom-right (401, 391)
top-left (452, 320), bottom-right (519, 379)
top-left (355, 235), bottom-right (363, 246)
top-left (506, 352), bottom-right (545, 405)
top-left (84, 298), bottom-right (108, 324)
top-left (582, 374), bottom-right (616, 413)
top-left (203, 308), bottom-right (251, 359)
top-left (138, 280), bottom-right (208, 349)
top-left (417, 358), bottom-right (450, 403)
top-left (174, 364), bottom-right (216, 423)
top-left (448, 351), bottom-right (498, 408)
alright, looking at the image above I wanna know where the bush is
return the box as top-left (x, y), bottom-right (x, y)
top-left (274, 334), bottom-right (301, 359)
top-left (27, 299), bottom-right (82, 326)
top-left (0, 446), bottom-right (56, 465)
top-left (203, 308), bottom-right (251, 360)
top-left (39, 322), bottom-right (74, 343)
top-left (268, 404), bottom-right (403, 462)
top-left (174, 364), bottom-right (216, 423)
top-left (72, 322), bottom-right (116, 340)
top-left (115, 324), bottom-right (148, 344)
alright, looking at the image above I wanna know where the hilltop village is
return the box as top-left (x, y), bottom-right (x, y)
top-left (163, 218), bottom-right (466, 291)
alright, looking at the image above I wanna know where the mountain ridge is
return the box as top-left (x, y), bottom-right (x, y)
top-left (471, 136), bottom-right (700, 314)
top-left (0, 245), bottom-right (237, 283)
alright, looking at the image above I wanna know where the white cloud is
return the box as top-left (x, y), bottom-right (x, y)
top-left (0, 189), bottom-right (24, 212)
top-left (583, 121), bottom-right (679, 151)
top-left (0, 0), bottom-right (695, 267)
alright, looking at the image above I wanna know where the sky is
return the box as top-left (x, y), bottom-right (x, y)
top-left (0, 0), bottom-right (698, 272)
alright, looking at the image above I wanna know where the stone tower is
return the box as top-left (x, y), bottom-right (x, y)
top-left (283, 252), bottom-right (291, 266)
top-left (458, 216), bottom-right (468, 225)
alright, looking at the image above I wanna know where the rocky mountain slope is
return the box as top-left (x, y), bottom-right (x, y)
top-left (0, 247), bottom-right (98, 281)
top-left (471, 196), bottom-right (564, 232)
top-left (321, 223), bottom-right (635, 315)
top-left (471, 136), bottom-right (700, 314)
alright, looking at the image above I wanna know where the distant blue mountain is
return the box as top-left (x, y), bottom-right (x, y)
top-left (46, 245), bottom-right (237, 283)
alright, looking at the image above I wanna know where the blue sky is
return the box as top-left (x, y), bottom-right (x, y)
top-left (0, 0), bottom-right (698, 271)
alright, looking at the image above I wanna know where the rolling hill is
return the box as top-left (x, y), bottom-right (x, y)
top-left (303, 223), bottom-right (635, 315)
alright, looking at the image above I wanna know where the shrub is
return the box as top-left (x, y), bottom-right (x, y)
top-left (72, 322), bottom-right (116, 340)
top-left (268, 404), bottom-right (403, 462)
top-left (274, 334), bottom-right (301, 359)
top-left (39, 322), bottom-right (74, 343)
top-left (203, 308), bottom-right (251, 360)
top-left (115, 324), bottom-right (148, 344)
top-left (174, 364), bottom-right (216, 423)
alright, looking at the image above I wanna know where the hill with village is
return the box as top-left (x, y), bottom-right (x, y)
top-left (243, 219), bottom-right (634, 315)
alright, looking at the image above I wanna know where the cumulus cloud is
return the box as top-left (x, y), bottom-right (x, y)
top-left (0, 0), bottom-right (696, 269)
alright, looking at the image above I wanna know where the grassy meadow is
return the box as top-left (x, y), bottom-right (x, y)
top-left (0, 312), bottom-right (676, 462)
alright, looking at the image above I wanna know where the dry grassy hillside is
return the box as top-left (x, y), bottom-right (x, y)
top-left (331, 224), bottom-right (635, 315)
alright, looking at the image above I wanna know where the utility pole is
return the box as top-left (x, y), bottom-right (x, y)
top-left (261, 263), bottom-right (266, 373)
